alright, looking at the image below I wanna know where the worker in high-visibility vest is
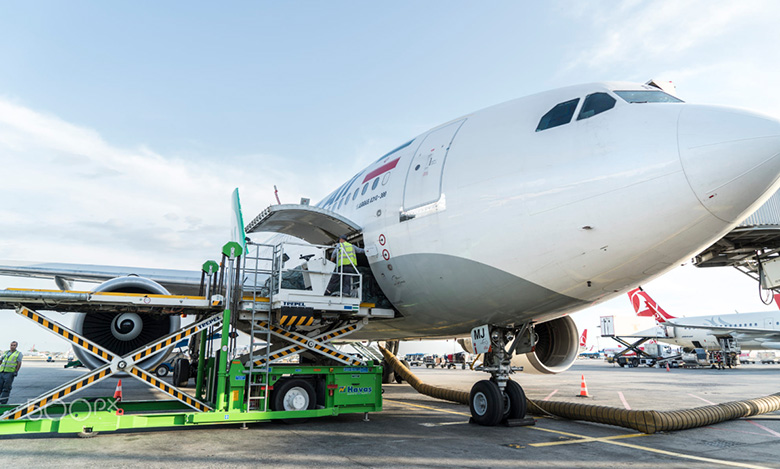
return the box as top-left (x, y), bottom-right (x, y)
top-left (325, 235), bottom-right (364, 297)
top-left (0, 341), bottom-right (22, 404)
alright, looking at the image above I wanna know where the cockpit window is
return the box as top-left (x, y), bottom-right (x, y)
top-left (614, 90), bottom-right (683, 103)
top-left (536, 98), bottom-right (580, 132)
top-left (577, 93), bottom-right (616, 120)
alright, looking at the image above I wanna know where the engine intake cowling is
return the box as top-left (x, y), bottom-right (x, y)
top-left (513, 316), bottom-right (579, 374)
top-left (71, 276), bottom-right (181, 370)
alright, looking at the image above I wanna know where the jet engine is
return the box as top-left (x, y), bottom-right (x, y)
top-left (514, 316), bottom-right (579, 374)
top-left (71, 276), bottom-right (181, 370)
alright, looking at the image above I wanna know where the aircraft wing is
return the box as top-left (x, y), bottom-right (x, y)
top-left (0, 261), bottom-right (203, 295)
top-left (666, 320), bottom-right (780, 338)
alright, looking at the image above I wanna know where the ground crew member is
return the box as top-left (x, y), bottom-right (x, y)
top-left (325, 235), bottom-right (364, 296)
top-left (0, 341), bottom-right (22, 404)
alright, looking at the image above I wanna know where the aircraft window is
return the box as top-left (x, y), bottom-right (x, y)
top-left (536, 98), bottom-right (580, 132)
top-left (361, 183), bottom-right (369, 196)
top-left (577, 93), bottom-right (616, 120)
top-left (353, 187), bottom-right (360, 200)
top-left (371, 177), bottom-right (380, 190)
top-left (614, 90), bottom-right (683, 103)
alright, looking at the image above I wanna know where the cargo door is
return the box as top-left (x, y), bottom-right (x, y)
top-left (402, 119), bottom-right (465, 212)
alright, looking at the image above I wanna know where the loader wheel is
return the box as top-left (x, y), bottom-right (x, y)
top-left (173, 358), bottom-right (190, 387)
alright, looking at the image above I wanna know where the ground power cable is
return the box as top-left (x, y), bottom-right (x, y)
top-left (378, 345), bottom-right (780, 434)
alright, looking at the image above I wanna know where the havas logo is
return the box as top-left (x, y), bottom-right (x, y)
top-left (283, 301), bottom-right (306, 307)
top-left (338, 385), bottom-right (373, 395)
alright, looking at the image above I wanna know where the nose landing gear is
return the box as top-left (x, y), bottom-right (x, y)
top-left (469, 324), bottom-right (533, 427)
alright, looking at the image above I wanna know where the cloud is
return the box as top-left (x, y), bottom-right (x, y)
top-left (564, 2), bottom-right (761, 70)
top-left (0, 98), bottom-right (343, 268)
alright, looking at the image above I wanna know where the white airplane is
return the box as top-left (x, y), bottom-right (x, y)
top-left (3, 80), bottom-right (780, 425)
top-left (629, 287), bottom-right (780, 352)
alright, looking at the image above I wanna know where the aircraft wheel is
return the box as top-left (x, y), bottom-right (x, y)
top-left (155, 365), bottom-right (169, 378)
top-left (502, 380), bottom-right (527, 421)
top-left (381, 360), bottom-right (395, 384)
top-left (469, 380), bottom-right (504, 426)
top-left (394, 360), bottom-right (409, 383)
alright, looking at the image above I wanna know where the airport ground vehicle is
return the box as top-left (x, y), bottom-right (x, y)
top-left (758, 351), bottom-right (777, 364)
top-left (404, 353), bottom-right (424, 366)
top-left (444, 352), bottom-right (468, 369)
top-left (423, 354), bottom-right (440, 368)
top-left (0, 240), bottom-right (382, 436)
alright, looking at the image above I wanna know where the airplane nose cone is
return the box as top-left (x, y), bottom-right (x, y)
top-left (679, 106), bottom-right (780, 223)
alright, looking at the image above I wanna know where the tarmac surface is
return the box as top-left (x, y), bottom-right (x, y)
top-left (2, 359), bottom-right (780, 468)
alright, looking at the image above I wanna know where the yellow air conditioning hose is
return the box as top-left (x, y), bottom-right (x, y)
top-left (378, 345), bottom-right (780, 434)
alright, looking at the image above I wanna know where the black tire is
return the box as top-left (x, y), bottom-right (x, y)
top-left (382, 360), bottom-right (395, 384)
top-left (394, 360), bottom-right (409, 384)
top-left (155, 365), bottom-right (169, 378)
top-left (172, 358), bottom-right (190, 387)
top-left (469, 379), bottom-right (504, 426)
top-left (271, 379), bottom-right (316, 412)
top-left (502, 380), bottom-right (527, 421)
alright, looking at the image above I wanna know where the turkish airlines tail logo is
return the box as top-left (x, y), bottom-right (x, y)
top-left (774, 294), bottom-right (780, 311)
top-left (579, 329), bottom-right (587, 348)
top-left (627, 287), bottom-right (676, 323)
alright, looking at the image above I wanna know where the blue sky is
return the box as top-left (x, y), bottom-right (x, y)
top-left (2, 1), bottom-right (780, 352)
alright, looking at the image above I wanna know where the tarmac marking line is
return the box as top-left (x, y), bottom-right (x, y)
top-left (419, 421), bottom-right (469, 427)
top-left (744, 419), bottom-right (780, 438)
top-left (529, 426), bottom-right (769, 469)
top-left (382, 399), bottom-right (471, 417)
top-left (543, 389), bottom-right (558, 401)
top-left (688, 393), bottom-right (717, 405)
top-left (529, 433), bottom-right (645, 447)
top-left (618, 391), bottom-right (631, 410)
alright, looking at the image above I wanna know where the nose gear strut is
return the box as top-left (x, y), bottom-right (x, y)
top-left (469, 324), bottom-right (535, 426)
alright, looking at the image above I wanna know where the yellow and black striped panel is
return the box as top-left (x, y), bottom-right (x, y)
top-left (132, 328), bottom-right (196, 362)
top-left (129, 368), bottom-right (212, 412)
top-left (4, 368), bottom-right (112, 420)
top-left (253, 345), bottom-right (304, 366)
top-left (278, 315), bottom-right (315, 327)
top-left (130, 315), bottom-right (220, 362)
top-left (256, 321), bottom-right (361, 366)
top-left (321, 324), bottom-right (358, 341)
top-left (17, 307), bottom-right (114, 362)
top-left (310, 343), bottom-right (362, 365)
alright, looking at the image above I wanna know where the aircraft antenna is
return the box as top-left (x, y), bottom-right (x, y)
top-left (273, 185), bottom-right (281, 205)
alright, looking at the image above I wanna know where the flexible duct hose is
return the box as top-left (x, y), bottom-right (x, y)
top-left (378, 345), bottom-right (780, 434)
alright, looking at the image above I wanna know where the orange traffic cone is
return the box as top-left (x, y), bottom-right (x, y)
top-left (114, 379), bottom-right (124, 415)
top-left (666, 363), bottom-right (670, 372)
top-left (577, 374), bottom-right (589, 398)
top-left (113, 379), bottom-right (123, 402)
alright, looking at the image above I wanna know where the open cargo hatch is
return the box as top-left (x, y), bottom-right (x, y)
top-left (245, 204), bottom-right (362, 245)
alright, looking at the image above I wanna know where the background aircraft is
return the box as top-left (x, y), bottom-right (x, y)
top-left (629, 287), bottom-right (780, 351)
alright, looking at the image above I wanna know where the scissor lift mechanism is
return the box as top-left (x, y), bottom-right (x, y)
top-left (0, 241), bottom-right (383, 436)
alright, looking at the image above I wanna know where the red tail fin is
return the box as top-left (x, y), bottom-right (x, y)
top-left (774, 293), bottom-right (780, 310)
top-left (627, 287), bottom-right (676, 323)
top-left (579, 329), bottom-right (587, 347)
